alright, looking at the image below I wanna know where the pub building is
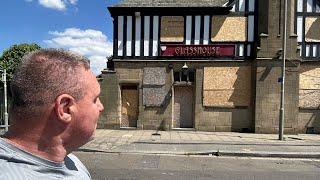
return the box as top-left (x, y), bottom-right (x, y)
top-left (98, 0), bottom-right (320, 134)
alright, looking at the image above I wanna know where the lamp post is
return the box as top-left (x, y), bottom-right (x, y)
top-left (1, 69), bottom-right (8, 132)
top-left (279, 0), bottom-right (288, 141)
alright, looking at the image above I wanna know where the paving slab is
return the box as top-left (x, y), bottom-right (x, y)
top-left (79, 129), bottom-right (320, 158)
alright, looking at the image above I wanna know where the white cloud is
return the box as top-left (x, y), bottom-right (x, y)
top-left (45, 28), bottom-right (113, 75)
top-left (37, 0), bottom-right (77, 11)
top-left (38, 0), bottom-right (66, 11)
top-left (69, 0), bottom-right (78, 5)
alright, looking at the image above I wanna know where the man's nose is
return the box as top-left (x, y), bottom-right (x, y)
top-left (98, 100), bottom-right (104, 112)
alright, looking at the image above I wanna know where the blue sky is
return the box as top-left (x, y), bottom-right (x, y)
top-left (0, 0), bottom-right (119, 75)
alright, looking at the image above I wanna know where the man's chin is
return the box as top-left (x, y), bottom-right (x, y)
top-left (90, 124), bottom-right (97, 141)
top-left (88, 130), bottom-right (96, 142)
top-left (79, 131), bottom-right (96, 146)
top-left (89, 134), bottom-right (95, 142)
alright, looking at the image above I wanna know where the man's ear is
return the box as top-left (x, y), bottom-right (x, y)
top-left (54, 94), bottom-right (76, 124)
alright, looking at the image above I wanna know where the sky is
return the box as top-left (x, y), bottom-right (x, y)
top-left (0, 0), bottom-right (120, 75)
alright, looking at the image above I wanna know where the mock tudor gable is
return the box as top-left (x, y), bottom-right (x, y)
top-left (98, 0), bottom-right (320, 134)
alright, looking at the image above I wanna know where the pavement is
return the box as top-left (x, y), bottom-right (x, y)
top-left (79, 129), bottom-right (320, 159)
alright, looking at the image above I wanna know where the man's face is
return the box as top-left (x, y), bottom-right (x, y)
top-left (70, 69), bottom-right (104, 147)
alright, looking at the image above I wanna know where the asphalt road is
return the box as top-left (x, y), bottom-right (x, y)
top-left (75, 152), bottom-right (320, 180)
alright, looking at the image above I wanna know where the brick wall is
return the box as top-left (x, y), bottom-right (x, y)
top-left (100, 61), bottom-right (254, 132)
top-left (257, 0), bottom-right (299, 60)
top-left (255, 60), bottom-right (299, 133)
top-left (98, 71), bottom-right (121, 129)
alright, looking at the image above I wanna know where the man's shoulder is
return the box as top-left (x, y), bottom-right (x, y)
top-left (0, 164), bottom-right (36, 180)
top-left (0, 139), bottom-right (91, 180)
top-left (65, 153), bottom-right (91, 179)
top-left (0, 138), bottom-right (19, 162)
top-left (0, 140), bottom-right (51, 179)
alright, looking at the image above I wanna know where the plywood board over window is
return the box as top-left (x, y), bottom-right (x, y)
top-left (305, 17), bottom-right (320, 42)
top-left (161, 16), bottom-right (184, 42)
top-left (299, 66), bottom-right (320, 108)
top-left (203, 66), bottom-right (251, 107)
top-left (211, 16), bottom-right (247, 42)
top-left (121, 86), bottom-right (138, 127)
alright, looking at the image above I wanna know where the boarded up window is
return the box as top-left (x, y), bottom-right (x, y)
top-left (211, 16), bottom-right (247, 42)
top-left (143, 67), bottom-right (166, 85)
top-left (161, 16), bottom-right (184, 42)
top-left (143, 67), bottom-right (167, 107)
top-left (305, 17), bottom-right (320, 42)
top-left (203, 66), bottom-right (251, 107)
top-left (143, 86), bottom-right (167, 107)
top-left (299, 65), bottom-right (320, 108)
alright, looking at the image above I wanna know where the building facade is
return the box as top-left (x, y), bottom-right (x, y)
top-left (98, 0), bottom-right (320, 134)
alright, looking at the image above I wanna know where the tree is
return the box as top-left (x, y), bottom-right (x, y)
top-left (0, 43), bottom-right (41, 91)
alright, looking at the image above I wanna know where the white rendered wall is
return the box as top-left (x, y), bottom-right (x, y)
top-left (118, 16), bottom-right (124, 56)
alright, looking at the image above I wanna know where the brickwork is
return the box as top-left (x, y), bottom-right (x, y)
top-left (257, 0), bottom-right (299, 60)
top-left (255, 60), bottom-right (299, 133)
top-left (255, 0), bottom-right (303, 134)
top-left (103, 62), bottom-right (173, 130)
top-left (101, 61), bottom-right (253, 132)
top-left (117, 68), bottom-right (141, 81)
top-left (298, 110), bottom-right (320, 134)
top-left (101, 0), bottom-right (320, 133)
top-left (98, 71), bottom-right (121, 129)
top-left (101, 60), bottom-right (318, 134)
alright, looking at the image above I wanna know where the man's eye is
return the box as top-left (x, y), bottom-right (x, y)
top-left (94, 96), bottom-right (101, 103)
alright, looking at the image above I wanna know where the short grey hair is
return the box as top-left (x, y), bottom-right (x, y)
top-left (10, 48), bottom-right (90, 118)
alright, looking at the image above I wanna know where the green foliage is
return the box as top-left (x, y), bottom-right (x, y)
top-left (0, 43), bottom-right (41, 83)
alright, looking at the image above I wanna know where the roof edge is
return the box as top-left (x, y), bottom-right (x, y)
top-left (108, 6), bottom-right (233, 16)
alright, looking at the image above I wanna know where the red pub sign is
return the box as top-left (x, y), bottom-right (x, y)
top-left (160, 44), bottom-right (235, 57)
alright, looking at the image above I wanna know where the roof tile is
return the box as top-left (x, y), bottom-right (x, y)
top-left (113, 0), bottom-right (230, 7)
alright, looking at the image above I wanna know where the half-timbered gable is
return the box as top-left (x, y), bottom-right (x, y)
top-left (98, 0), bottom-right (320, 134)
